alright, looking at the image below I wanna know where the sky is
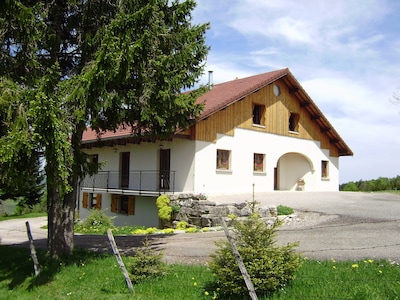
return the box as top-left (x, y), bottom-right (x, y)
top-left (191, 0), bottom-right (400, 184)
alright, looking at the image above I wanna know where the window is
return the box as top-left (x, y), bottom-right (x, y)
top-left (120, 152), bottom-right (130, 188)
top-left (321, 160), bottom-right (329, 178)
top-left (91, 154), bottom-right (98, 164)
top-left (252, 104), bottom-right (265, 125)
top-left (253, 153), bottom-right (265, 172)
top-left (82, 192), bottom-right (102, 209)
top-left (289, 112), bottom-right (300, 132)
top-left (111, 194), bottom-right (135, 215)
top-left (216, 149), bottom-right (231, 170)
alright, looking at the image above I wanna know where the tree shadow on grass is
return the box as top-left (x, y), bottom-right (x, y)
top-left (0, 233), bottom-right (171, 292)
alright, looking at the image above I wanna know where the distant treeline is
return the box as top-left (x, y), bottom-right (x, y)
top-left (339, 176), bottom-right (400, 192)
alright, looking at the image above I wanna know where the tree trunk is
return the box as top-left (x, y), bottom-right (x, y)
top-left (47, 165), bottom-right (65, 258)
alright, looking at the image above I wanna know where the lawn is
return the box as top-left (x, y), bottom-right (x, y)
top-left (1, 245), bottom-right (399, 299)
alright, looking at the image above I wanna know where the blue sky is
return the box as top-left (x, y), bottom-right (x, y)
top-left (192, 0), bottom-right (400, 184)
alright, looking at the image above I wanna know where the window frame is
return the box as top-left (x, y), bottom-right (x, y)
top-left (321, 160), bottom-right (329, 179)
top-left (111, 194), bottom-right (135, 215)
top-left (253, 153), bottom-right (265, 172)
top-left (252, 104), bottom-right (265, 126)
top-left (82, 192), bottom-right (102, 210)
top-left (289, 112), bottom-right (300, 132)
top-left (216, 149), bottom-right (231, 170)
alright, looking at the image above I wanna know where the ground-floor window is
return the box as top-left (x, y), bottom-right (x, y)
top-left (82, 192), bottom-right (102, 209)
top-left (321, 160), bottom-right (329, 178)
top-left (111, 194), bottom-right (135, 215)
top-left (253, 153), bottom-right (265, 172)
top-left (217, 149), bottom-right (231, 170)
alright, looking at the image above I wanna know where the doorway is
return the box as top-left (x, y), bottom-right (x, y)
top-left (159, 149), bottom-right (170, 190)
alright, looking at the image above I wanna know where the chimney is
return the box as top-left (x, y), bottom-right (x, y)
top-left (208, 70), bottom-right (213, 89)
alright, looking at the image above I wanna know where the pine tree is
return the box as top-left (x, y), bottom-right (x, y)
top-left (0, 0), bottom-right (208, 257)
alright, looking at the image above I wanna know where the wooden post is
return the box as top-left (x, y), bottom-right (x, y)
top-left (219, 216), bottom-right (258, 300)
top-left (25, 221), bottom-right (41, 276)
top-left (107, 229), bottom-right (134, 294)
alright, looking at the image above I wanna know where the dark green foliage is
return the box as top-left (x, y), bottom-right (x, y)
top-left (209, 213), bottom-right (302, 297)
top-left (1, 0), bottom-right (208, 257)
top-left (339, 175), bottom-right (400, 192)
top-left (127, 239), bottom-right (167, 283)
top-left (277, 205), bottom-right (294, 215)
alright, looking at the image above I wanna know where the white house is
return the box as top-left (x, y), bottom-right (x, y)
top-left (79, 68), bottom-right (353, 227)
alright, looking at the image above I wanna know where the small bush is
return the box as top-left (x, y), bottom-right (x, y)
top-left (277, 205), bottom-right (294, 215)
top-left (176, 220), bottom-right (188, 230)
top-left (160, 228), bottom-right (175, 234)
top-left (75, 209), bottom-right (114, 234)
top-left (127, 238), bottom-right (167, 283)
top-left (209, 203), bottom-right (302, 297)
top-left (171, 204), bottom-right (180, 214)
top-left (185, 227), bottom-right (199, 233)
top-left (156, 195), bottom-right (172, 228)
top-left (156, 194), bottom-right (170, 209)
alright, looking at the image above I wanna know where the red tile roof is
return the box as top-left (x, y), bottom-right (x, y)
top-left (196, 68), bottom-right (289, 120)
top-left (82, 124), bottom-right (134, 142)
top-left (81, 68), bottom-right (353, 156)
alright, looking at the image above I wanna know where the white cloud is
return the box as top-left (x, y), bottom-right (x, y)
top-left (193, 0), bottom-right (400, 183)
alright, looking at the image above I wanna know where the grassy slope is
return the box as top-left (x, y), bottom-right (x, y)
top-left (1, 246), bottom-right (400, 299)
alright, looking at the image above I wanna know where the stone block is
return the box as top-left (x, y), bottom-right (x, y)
top-left (239, 206), bottom-right (252, 217)
top-left (190, 217), bottom-right (202, 227)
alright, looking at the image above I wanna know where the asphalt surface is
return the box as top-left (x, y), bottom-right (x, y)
top-left (1, 192), bottom-right (400, 264)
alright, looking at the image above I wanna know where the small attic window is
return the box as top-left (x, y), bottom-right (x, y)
top-left (252, 104), bottom-right (265, 125)
top-left (289, 112), bottom-right (299, 132)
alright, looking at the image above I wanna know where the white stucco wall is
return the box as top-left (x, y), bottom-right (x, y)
top-left (193, 128), bottom-right (340, 194)
top-left (79, 193), bottom-right (159, 227)
top-left (79, 128), bottom-right (341, 226)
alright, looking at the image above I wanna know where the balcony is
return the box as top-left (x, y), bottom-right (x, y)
top-left (80, 170), bottom-right (175, 195)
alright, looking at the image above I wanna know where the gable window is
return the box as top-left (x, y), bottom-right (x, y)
top-left (111, 194), bottom-right (135, 215)
top-left (253, 153), bottom-right (265, 172)
top-left (217, 149), bottom-right (231, 170)
top-left (289, 112), bottom-right (300, 132)
top-left (321, 160), bottom-right (329, 179)
top-left (82, 192), bottom-right (102, 209)
top-left (252, 104), bottom-right (265, 125)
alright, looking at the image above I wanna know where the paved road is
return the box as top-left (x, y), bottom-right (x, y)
top-left (1, 192), bottom-right (400, 263)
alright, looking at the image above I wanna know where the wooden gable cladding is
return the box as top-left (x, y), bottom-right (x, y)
top-left (192, 79), bottom-right (341, 157)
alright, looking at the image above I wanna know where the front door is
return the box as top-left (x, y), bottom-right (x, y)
top-left (159, 149), bottom-right (170, 190)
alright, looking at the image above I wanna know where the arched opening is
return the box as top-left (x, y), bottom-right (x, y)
top-left (274, 152), bottom-right (313, 191)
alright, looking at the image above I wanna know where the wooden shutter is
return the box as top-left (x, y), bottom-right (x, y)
top-left (96, 194), bottom-right (102, 209)
top-left (111, 194), bottom-right (118, 213)
top-left (128, 196), bottom-right (135, 215)
top-left (82, 192), bottom-right (88, 208)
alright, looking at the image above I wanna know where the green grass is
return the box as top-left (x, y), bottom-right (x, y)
top-left (0, 212), bottom-right (46, 222)
top-left (1, 245), bottom-right (400, 299)
top-left (266, 258), bottom-right (400, 299)
top-left (276, 205), bottom-right (294, 215)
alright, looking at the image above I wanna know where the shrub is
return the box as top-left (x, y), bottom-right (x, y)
top-left (127, 238), bottom-right (167, 283)
top-left (176, 220), bottom-right (188, 230)
top-left (156, 194), bottom-right (170, 209)
top-left (75, 209), bottom-right (114, 234)
top-left (156, 195), bottom-right (172, 228)
top-left (209, 205), bottom-right (302, 297)
top-left (160, 228), bottom-right (175, 234)
top-left (277, 205), bottom-right (294, 215)
top-left (171, 203), bottom-right (180, 214)
top-left (185, 227), bottom-right (199, 233)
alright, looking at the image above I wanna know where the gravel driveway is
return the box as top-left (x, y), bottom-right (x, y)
top-left (1, 192), bottom-right (400, 264)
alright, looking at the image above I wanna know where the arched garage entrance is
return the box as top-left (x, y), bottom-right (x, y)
top-left (274, 152), bottom-right (313, 191)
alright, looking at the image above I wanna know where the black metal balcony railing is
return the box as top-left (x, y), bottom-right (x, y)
top-left (80, 170), bottom-right (175, 194)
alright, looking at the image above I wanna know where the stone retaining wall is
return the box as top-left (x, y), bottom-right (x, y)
top-left (169, 193), bottom-right (277, 228)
